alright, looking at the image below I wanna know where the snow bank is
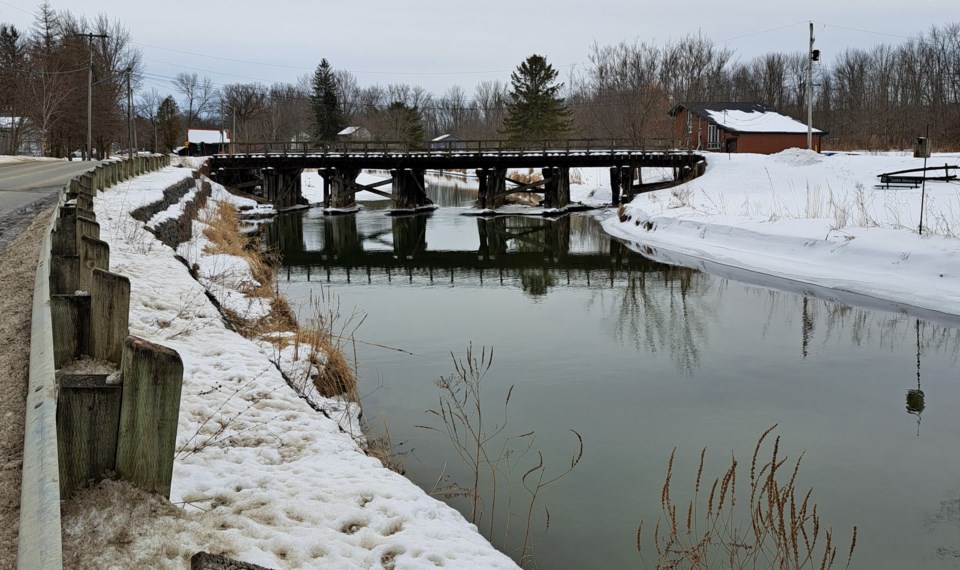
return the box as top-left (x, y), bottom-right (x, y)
top-left (602, 150), bottom-right (960, 318)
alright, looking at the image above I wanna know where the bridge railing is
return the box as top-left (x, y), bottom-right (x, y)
top-left (218, 137), bottom-right (688, 156)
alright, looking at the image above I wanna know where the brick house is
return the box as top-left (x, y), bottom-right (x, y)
top-left (669, 102), bottom-right (826, 154)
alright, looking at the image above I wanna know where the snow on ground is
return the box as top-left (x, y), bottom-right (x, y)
top-left (602, 149), bottom-right (960, 318)
top-left (72, 166), bottom-right (518, 569)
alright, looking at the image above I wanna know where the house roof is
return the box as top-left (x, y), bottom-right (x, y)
top-left (431, 134), bottom-right (464, 142)
top-left (337, 126), bottom-right (366, 136)
top-left (188, 129), bottom-right (230, 144)
top-left (669, 102), bottom-right (824, 135)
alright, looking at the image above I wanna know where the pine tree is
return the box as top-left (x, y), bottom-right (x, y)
top-left (156, 96), bottom-right (182, 152)
top-left (310, 58), bottom-right (345, 141)
top-left (503, 54), bottom-right (572, 143)
top-left (381, 101), bottom-right (424, 146)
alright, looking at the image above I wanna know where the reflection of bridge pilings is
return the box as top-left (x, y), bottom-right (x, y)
top-left (477, 217), bottom-right (570, 261)
top-left (392, 214), bottom-right (429, 259)
top-left (263, 211), bottom-right (305, 253)
top-left (322, 214), bottom-right (363, 258)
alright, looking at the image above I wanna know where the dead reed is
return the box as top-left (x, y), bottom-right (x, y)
top-left (639, 425), bottom-right (857, 569)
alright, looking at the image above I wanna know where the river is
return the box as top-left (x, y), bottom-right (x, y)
top-left (264, 181), bottom-right (960, 569)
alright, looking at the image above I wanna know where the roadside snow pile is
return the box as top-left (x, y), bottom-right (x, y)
top-left (602, 150), bottom-right (960, 317)
top-left (63, 167), bottom-right (518, 569)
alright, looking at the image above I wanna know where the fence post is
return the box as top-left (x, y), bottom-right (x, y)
top-left (89, 268), bottom-right (130, 366)
top-left (115, 336), bottom-right (183, 498)
top-left (49, 255), bottom-right (80, 295)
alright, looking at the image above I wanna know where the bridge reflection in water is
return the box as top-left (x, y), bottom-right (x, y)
top-left (265, 208), bottom-right (685, 296)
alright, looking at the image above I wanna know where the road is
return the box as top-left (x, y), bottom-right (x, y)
top-left (0, 158), bottom-right (100, 215)
top-left (0, 158), bottom-right (100, 253)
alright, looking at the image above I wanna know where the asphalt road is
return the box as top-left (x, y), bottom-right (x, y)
top-left (0, 159), bottom-right (100, 217)
top-left (0, 159), bottom-right (101, 253)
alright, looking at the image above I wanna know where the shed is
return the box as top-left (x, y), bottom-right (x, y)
top-left (669, 102), bottom-right (826, 154)
top-left (181, 129), bottom-right (231, 156)
top-left (430, 134), bottom-right (467, 151)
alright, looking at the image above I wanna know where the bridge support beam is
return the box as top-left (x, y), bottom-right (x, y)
top-left (476, 167), bottom-right (507, 209)
top-left (610, 167), bottom-right (622, 205)
top-left (541, 166), bottom-right (570, 209)
top-left (262, 167), bottom-right (304, 210)
top-left (391, 168), bottom-right (432, 210)
top-left (319, 167), bottom-right (361, 209)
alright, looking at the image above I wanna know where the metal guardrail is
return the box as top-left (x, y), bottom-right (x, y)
top-left (18, 154), bottom-right (171, 570)
top-left (214, 137), bottom-right (687, 156)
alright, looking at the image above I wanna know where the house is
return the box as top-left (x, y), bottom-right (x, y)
top-left (668, 102), bottom-right (826, 154)
top-left (337, 126), bottom-right (371, 141)
top-left (430, 134), bottom-right (467, 151)
top-left (180, 129), bottom-right (231, 156)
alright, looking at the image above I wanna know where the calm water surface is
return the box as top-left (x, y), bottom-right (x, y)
top-left (265, 183), bottom-right (960, 569)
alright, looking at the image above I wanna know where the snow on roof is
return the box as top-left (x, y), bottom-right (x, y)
top-left (337, 126), bottom-right (363, 136)
top-left (677, 102), bottom-right (823, 134)
top-left (187, 129), bottom-right (230, 144)
top-left (431, 134), bottom-right (463, 142)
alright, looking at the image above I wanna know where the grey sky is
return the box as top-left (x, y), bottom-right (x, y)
top-left (0, 0), bottom-right (954, 96)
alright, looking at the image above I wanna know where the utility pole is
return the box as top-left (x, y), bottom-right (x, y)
top-left (81, 32), bottom-right (109, 161)
top-left (807, 22), bottom-right (816, 151)
top-left (126, 67), bottom-right (133, 159)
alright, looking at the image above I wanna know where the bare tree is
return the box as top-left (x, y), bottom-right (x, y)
top-left (174, 72), bottom-right (215, 129)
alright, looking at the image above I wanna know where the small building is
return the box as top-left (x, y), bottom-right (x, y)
top-left (669, 102), bottom-right (826, 154)
top-left (337, 126), bottom-right (371, 141)
top-left (430, 134), bottom-right (467, 151)
top-left (180, 129), bottom-right (231, 156)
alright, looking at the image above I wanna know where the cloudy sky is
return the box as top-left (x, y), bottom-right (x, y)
top-left (0, 0), bottom-right (954, 96)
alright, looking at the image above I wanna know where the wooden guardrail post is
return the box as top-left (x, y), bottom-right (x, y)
top-left (89, 268), bottom-right (130, 365)
top-left (78, 235), bottom-right (109, 292)
top-left (115, 336), bottom-right (183, 498)
top-left (56, 375), bottom-right (122, 500)
top-left (49, 255), bottom-right (80, 295)
top-left (51, 206), bottom-right (77, 256)
top-left (50, 294), bottom-right (91, 368)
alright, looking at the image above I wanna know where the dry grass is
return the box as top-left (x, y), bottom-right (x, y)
top-left (200, 200), bottom-right (357, 400)
top-left (639, 425), bottom-right (857, 570)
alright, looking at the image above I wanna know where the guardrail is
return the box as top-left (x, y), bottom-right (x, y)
top-left (213, 137), bottom-right (688, 156)
top-left (19, 154), bottom-right (185, 570)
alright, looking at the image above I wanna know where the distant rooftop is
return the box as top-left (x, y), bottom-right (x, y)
top-left (188, 129), bottom-right (230, 144)
top-left (670, 102), bottom-right (823, 135)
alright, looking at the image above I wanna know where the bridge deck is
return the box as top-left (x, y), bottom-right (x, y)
top-left (209, 149), bottom-right (699, 171)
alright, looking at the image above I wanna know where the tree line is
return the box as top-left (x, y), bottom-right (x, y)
top-left (1, 3), bottom-right (958, 156)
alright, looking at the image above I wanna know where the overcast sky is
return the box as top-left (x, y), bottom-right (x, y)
top-left (0, 0), bottom-right (955, 97)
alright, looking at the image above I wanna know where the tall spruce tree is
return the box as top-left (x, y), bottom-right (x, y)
top-left (503, 54), bottom-right (572, 143)
top-left (156, 95), bottom-right (182, 152)
top-left (310, 58), bottom-right (344, 140)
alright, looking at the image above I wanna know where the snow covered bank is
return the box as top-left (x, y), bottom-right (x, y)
top-left (601, 150), bottom-right (960, 319)
top-left (62, 167), bottom-right (517, 569)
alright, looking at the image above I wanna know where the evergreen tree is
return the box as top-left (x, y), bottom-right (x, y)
top-left (378, 101), bottom-right (424, 146)
top-left (310, 58), bottom-right (344, 140)
top-left (156, 95), bottom-right (182, 152)
top-left (503, 54), bottom-right (572, 143)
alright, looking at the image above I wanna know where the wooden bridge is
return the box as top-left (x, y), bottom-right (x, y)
top-left (207, 139), bottom-right (706, 212)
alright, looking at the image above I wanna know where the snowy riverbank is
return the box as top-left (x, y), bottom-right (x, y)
top-left (61, 166), bottom-right (518, 569)
top-left (601, 149), bottom-right (960, 321)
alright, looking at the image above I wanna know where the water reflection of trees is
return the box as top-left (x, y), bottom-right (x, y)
top-left (594, 265), bottom-right (711, 375)
top-left (746, 286), bottom-right (960, 359)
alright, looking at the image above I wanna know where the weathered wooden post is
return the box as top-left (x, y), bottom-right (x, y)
top-left (541, 167), bottom-right (570, 209)
top-left (610, 166), bottom-right (622, 205)
top-left (50, 294), bottom-right (91, 367)
top-left (49, 255), bottom-right (80, 295)
top-left (78, 235), bottom-right (109, 292)
top-left (115, 336), bottom-right (184, 498)
top-left (89, 268), bottom-right (130, 366)
top-left (51, 206), bottom-right (77, 256)
top-left (76, 216), bottom-right (100, 246)
top-left (56, 374), bottom-right (121, 499)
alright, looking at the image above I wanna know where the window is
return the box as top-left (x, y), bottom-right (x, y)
top-left (707, 124), bottom-right (721, 150)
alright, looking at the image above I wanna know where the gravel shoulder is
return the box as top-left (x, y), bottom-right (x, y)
top-left (0, 201), bottom-right (57, 568)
